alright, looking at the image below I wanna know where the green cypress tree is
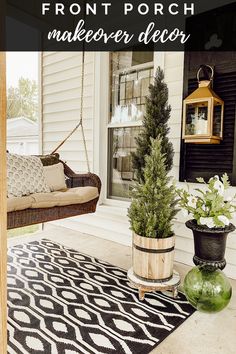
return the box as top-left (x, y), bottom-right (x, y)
top-left (128, 137), bottom-right (178, 238)
top-left (132, 67), bottom-right (174, 182)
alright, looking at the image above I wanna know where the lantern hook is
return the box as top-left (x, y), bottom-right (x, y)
top-left (197, 65), bottom-right (214, 83)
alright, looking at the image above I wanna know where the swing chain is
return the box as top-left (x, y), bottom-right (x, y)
top-left (50, 51), bottom-right (90, 173)
top-left (80, 51), bottom-right (90, 173)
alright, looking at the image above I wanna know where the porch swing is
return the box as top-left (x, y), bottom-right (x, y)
top-left (7, 52), bottom-right (101, 230)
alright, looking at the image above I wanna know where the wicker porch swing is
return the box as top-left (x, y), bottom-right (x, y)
top-left (7, 51), bottom-right (101, 229)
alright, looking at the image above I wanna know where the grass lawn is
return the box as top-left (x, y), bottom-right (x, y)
top-left (7, 225), bottom-right (40, 239)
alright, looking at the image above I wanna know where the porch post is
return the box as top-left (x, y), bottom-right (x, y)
top-left (0, 51), bottom-right (7, 353)
top-left (93, 52), bottom-right (110, 203)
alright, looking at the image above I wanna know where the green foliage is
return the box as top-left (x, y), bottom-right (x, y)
top-left (128, 138), bottom-right (178, 238)
top-left (196, 177), bottom-right (205, 184)
top-left (132, 67), bottom-right (174, 183)
top-left (7, 225), bottom-right (39, 239)
top-left (221, 173), bottom-right (230, 189)
top-left (177, 175), bottom-right (236, 228)
top-left (7, 78), bottom-right (38, 121)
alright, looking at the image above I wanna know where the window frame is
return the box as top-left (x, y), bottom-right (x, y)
top-left (107, 55), bottom-right (154, 200)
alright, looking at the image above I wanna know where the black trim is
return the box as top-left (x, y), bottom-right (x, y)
top-left (133, 272), bottom-right (173, 283)
top-left (133, 244), bottom-right (174, 254)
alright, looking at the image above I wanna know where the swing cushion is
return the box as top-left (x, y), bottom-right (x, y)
top-left (7, 154), bottom-right (101, 229)
top-left (7, 187), bottom-right (99, 212)
top-left (30, 186), bottom-right (99, 208)
top-left (7, 195), bottom-right (35, 212)
top-left (43, 163), bottom-right (67, 191)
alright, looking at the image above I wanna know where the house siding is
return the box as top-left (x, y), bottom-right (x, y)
top-left (163, 52), bottom-right (236, 279)
top-left (41, 52), bottom-right (95, 172)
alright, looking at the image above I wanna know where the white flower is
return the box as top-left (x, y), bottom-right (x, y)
top-left (217, 215), bottom-right (230, 226)
top-left (213, 180), bottom-right (224, 196)
top-left (187, 196), bottom-right (197, 209)
top-left (209, 175), bottom-right (220, 182)
top-left (199, 217), bottom-right (216, 228)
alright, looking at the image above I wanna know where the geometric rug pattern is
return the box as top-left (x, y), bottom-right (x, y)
top-left (7, 239), bottom-right (195, 354)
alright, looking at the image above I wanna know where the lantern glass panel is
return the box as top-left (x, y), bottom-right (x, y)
top-left (185, 102), bottom-right (209, 136)
top-left (213, 103), bottom-right (223, 137)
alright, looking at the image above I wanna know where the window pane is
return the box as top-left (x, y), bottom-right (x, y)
top-left (213, 104), bottom-right (222, 136)
top-left (185, 102), bottom-right (208, 135)
top-left (110, 52), bottom-right (153, 124)
top-left (111, 52), bottom-right (153, 71)
top-left (108, 51), bottom-right (153, 200)
top-left (132, 52), bottom-right (154, 66)
top-left (108, 127), bottom-right (141, 199)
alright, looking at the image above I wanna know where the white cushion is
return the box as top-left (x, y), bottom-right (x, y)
top-left (30, 187), bottom-right (99, 208)
top-left (43, 163), bottom-right (67, 191)
top-left (7, 196), bottom-right (34, 212)
top-left (7, 153), bottom-right (50, 198)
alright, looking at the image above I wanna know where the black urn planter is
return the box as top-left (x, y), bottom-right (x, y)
top-left (186, 219), bottom-right (235, 270)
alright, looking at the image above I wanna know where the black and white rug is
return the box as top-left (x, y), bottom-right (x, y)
top-left (7, 239), bottom-right (194, 354)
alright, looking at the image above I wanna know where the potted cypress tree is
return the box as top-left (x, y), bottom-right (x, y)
top-left (132, 67), bottom-right (174, 183)
top-left (128, 138), bottom-right (178, 282)
top-left (177, 175), bottom-right (236, 270)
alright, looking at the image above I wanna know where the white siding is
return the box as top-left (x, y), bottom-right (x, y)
top-left (41, 52), bottom-right (95, 172)
top-left (163, 52), bottom-right (236, 279)
top-left (162, 52), bottom-right (184, 181)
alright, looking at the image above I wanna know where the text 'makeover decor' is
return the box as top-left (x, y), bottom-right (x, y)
top-left (3, 0), bottom-right (236, 51)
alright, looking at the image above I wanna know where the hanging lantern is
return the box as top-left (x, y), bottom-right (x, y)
top-left (182, 65), bottom-right (224, 144)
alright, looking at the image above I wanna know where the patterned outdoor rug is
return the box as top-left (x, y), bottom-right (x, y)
top-left (7, 239), bottom-right (195, 354)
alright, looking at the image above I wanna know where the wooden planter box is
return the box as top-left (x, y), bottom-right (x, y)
top-left (133, 233), bottom-right (175, 282)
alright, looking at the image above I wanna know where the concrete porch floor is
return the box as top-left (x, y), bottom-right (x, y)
top-left (8, 224), bottom-right (236, 354)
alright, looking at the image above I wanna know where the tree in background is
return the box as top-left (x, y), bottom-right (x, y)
top-left (132, 67), bottom-right (174, 182)
top-left (7, 78), bottom-right (38, 121)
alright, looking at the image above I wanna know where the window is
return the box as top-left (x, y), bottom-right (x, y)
top-left (108, 51), bottom-right (153, 199)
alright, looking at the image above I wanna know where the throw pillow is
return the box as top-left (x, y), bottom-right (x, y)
top-left (7, 154), bottom-right (50, 198)
top-left (43, 163), bottom-right (67, 191)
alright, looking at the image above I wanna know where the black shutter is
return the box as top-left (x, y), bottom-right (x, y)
top-left (180, 54), bottom-right (236, 184)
